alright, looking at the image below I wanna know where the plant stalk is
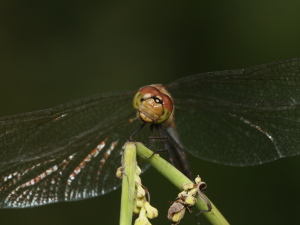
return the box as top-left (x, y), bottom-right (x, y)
top-left (135, 142), bottom-right (229, 225)
top-left (119, 142), bottom-right (137, 225)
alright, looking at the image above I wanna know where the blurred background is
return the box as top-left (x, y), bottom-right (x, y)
top-left (0, 1), bottom-right (300, 225)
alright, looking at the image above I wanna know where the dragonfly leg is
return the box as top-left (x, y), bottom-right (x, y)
top-left (129, 122), bottom-right (147, 140)
top-left (145, 148), bottom-right (168, 160)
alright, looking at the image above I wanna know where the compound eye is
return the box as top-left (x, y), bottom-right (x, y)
top-left (133, 86), bottom-right (161, 110)
top-left (156, 107), bottom-right (172, 123)
top-left (133, 92), bottom-right (144, 110)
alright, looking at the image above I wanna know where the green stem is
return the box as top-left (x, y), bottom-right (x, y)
top-left (136, 142), bottom-right (229, 225)
top-left (119, 142), bottom-right (137, 225)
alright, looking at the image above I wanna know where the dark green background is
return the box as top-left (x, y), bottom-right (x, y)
top-left (0, 1), bottom-right (300, 225)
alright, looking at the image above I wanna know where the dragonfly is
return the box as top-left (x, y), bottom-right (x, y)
top-left (0, 57), bottom-right (300, 208)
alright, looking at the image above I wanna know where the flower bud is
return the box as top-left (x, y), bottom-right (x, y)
top-left (182, 183), bottom-right (194, 191)
top-left (136, 197), bottom-right (145, 208)
top-left (188, 188), bottom-right (197, 196)
top-left (144, 201), bottom-right (158, 219)
top-left (171, 209), bottom-right (186, 223)
top-left (134, 217), bottom-right (150, 225)
top-left (116, 166), bottom-right (123, 179)
top-left (134, 207), bottom-right (151, 225)
top-left (184, 195), bottom-right (196, 206)
top-left (136, 184), bottom-right (146, 198)
top-left (133, 198), bottom-right (141, 214)
top-left (136, 165), bottom-right (142, 175)
top-left (135, 174), bottom-right (141, 184)
top-left (195, 175), bottom-right (201, 184)
top-left (168, 202), bottom-right (186, 223)
top-left (178, 191), bottom-right (186, 198)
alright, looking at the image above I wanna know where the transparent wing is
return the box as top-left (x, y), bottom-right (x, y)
top-left (166, 57), bottom-right (300, 166)
top-left (0, 90), bottom-right (149, 208)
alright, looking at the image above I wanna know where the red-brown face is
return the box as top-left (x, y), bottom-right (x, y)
top-left (133, 85), bottom-right (173, 124)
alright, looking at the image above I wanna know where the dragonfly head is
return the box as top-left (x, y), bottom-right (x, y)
top-left (133, 85), bottom-right (173, 124)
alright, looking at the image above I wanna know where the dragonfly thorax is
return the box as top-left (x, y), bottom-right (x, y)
top-left (133, 85), bottom-right (174, 124)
